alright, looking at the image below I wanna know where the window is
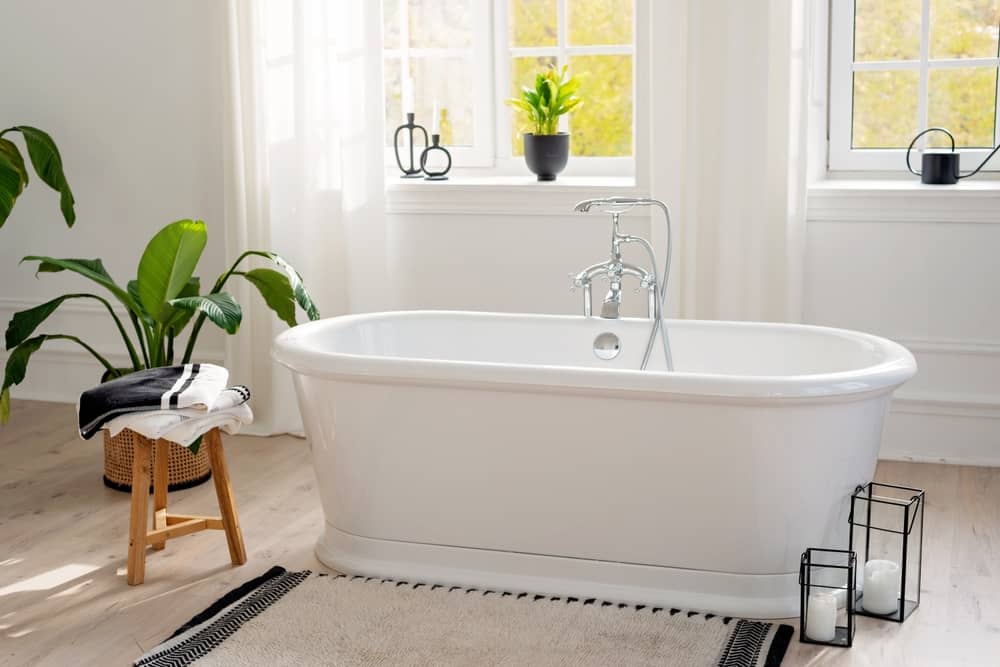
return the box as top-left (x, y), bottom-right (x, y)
top-left (830, 0), bottom-right (1000, 171)
top-left (383, 1), bottom-right (493, 165)
top-left (382, 0), bottom-right (636, 174)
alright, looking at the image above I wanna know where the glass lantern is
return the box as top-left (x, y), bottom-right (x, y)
top-left (799, 548), bottom-right (856, 647)
top-left (848, 482), bottom-right (925, 622)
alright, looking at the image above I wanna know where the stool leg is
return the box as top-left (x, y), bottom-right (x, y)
top-left (206, 429), bottom-right (247, 565)
top-left (151, 440), bottom-right (169, 551)
top-left (127, 435), bottom-right (152, 585)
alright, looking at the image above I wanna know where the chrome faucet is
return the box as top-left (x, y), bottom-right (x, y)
top-left (571, 197), bottom-right (674, 371)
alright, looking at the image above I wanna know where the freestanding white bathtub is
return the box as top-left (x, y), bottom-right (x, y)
top-left (273, 311), bottom-right (916, 618)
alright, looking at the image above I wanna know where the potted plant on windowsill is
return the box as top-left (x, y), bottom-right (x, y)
top-left (0, 218), bottom-right (320, 491)
top-left (507, 65), bottom-right (581, 182)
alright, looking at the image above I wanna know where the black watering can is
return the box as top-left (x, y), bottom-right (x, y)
top-left (906, 127), bottom-right (1000, 184)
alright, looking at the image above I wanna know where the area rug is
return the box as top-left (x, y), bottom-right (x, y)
top-left (135, 566), bottom-right (793, 666)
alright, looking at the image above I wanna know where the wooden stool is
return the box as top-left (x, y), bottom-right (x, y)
top-left (125, 427), bottom-right (247, 585)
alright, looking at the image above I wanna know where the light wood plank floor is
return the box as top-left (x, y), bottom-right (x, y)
top-left (1, 400), bottom-right (997, 666)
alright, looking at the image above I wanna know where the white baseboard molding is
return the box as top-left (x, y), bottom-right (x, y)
top-left (882, 399), bottom-right (1000, 467)
top-left (878, 452), bottom-right (1000, 468)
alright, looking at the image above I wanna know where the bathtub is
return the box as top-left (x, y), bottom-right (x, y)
top-left (272, 311), bottom-right (916, 618)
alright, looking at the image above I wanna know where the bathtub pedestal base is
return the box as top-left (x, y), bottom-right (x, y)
top-left (317, 524), bottom-right (799, 619)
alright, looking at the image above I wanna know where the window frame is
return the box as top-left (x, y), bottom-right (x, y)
top-left (492, 0), bottom-right (636, 175)
top-left (383, 0), bottom-right (495, 167)
top-left (829, 0), bottom-right (1000, 172)
top-left (383, 0), bottom-right (638, 177)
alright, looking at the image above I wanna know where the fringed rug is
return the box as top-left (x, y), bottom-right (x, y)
top-left (135, 566), bottom-right (792, 666)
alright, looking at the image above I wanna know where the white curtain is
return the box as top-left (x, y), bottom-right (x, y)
top-left (224, 0), bottom-right (387, 434)
top-left (668, 0), bottom-right (811, 323)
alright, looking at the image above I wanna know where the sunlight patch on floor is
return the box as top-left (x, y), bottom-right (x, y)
top-left (47, 579), bottom-right (93, 599)
top-left (7, 627), bottom-right (35, 638)
top-left (0, 564), bottom-right (100, 596)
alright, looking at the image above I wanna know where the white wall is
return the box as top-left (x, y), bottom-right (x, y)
top-left (384, 183), bottom-right (656, 317)
top-left (805, 184), bottom-right (1000, 466)
top-left (0, 0), bottom-right (226, 402)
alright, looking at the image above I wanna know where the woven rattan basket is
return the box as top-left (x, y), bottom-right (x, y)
top-left (103, 429), bottom-right (211, 492)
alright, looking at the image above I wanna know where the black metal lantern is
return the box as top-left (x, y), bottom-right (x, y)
top-left (393, 113), bottom-right (429, 178)
top-left (420, 133), bottom-right (452, 181)
top-left (799, 548), bottom-right (856, 648)
top-left (848, 482), bottom-right (925, 622)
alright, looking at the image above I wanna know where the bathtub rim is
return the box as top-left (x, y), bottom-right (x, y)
top-left (273, 310), bottom-right (917, 401)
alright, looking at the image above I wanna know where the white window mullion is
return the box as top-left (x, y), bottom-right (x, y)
top-left (399, 0), bottom-right (411, 115)
top-left (494, 0), bottom-right (512, 160)
top-left (851, 60), bottom-right (921, 72)
top-left (917, 0), bottom-right (931, 132)
top-left (556, 0), bottom-right (568, 132)
top-left (994, 59), bottom-right (1000, 148)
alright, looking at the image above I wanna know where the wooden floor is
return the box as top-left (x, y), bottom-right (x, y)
top-left (1, 400), bottom-right (997, 666)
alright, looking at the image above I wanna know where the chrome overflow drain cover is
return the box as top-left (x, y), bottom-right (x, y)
top-left (593, 332), bottom-right (621, 360)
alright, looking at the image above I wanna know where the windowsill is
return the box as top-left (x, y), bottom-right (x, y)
top-left (388, 174), bottom-right (635, 190)
top-left (385, 173), bottom-right (640, 215)
top-left (807, 177), bottom-right (1000, 224)
top-left (810, 177), bottom-right (1000, 193)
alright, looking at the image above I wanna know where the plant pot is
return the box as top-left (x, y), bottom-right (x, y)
top-left (523, 133), bottom-right (569, 182)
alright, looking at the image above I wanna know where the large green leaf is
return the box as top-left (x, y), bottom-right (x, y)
top-left (233, 251), bottom-right (320, 321)
top-left (0, 144), bottom-right (25, 228)
top-left (0, 384), bottom-right (9, 425)
top-left (0, 138), bottom-right (27, 187)
top-left (6, 293), bottom-right (105, 350)
top-left (168, 292), bottom-right (241, 334)
top-left (23, 256), bottom-right (140, 314)
top-left (163, 277), bottom-right (200, 335)
top-left (14, 126), bottom-right (75, 226)
top-left (241, 268), bottom-right (296, 327)
top-left (268, 254), bottom-right (320, 320)
top-left (136, 219), bottom-right (207, 324)
top-left (0, 335), bottom-right (45, 423)
top-left (1, 334), bottom-right (115, 424)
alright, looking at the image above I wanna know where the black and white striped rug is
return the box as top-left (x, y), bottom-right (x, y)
top-left (135, 567), bottom-right (792, 666)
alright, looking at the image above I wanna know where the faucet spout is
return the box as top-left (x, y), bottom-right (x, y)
top-left (600, 288), bottom-right (622, 319)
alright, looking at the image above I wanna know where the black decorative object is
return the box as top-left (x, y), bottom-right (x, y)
top-left (849, 482), bottom-right (924, 623)
top-left (906, 127), bottom-right (1000, 184)
top-left (420, 134), bottom-right (452, 181)
top-left (394, 113), bottom-right (429, 178)
top-left (799, 548), bottom-right (856, 648)
top-left (523, 132), bottom-right (569, 181)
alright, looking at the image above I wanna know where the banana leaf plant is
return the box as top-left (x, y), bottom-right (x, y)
top-left (0, 218), bottom-right (319, 424)
top-left (0, 125), bottom-right (75, 229)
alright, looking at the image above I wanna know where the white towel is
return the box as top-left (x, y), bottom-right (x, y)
top-left (105, 404), bottom-right (253, 448)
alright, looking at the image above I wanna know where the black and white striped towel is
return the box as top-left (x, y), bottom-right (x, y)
top-left (77, 363), bottom-right (229, 439)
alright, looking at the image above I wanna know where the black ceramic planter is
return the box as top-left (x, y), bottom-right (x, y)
top-left (523, 133), bottom-right (569, 181)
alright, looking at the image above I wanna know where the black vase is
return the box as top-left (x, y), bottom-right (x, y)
top-left (523, 133), bottom-right (569, 181)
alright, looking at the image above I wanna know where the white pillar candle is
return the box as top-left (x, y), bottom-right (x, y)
top-left (805, 591), bottom-right (837, 642)
top-left (862, 559), bottom-right (900, 615)
top-left (431, 100), bottom-right (440, 134)
top-left (402, 77), bottom-right (415, 117)
top-left (832, 586), bottom-right (848, 609)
